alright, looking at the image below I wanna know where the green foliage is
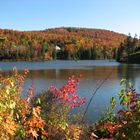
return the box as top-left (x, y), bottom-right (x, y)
top-left (91, 79), bottom-right (140, 139)
top-left (116, 34), bottom-right (140, 63)
top-left (110, 97), bottom-right (116, 109)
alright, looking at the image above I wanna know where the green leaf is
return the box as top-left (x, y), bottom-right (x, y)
top-left (118, 89), bottom-right (125, 98)
top-left (120, 99), bottom-right (124, 106)
top-left (124, 96), bottom-right (130, 103)
top-left (0, 102), bottom-right (4, 108)
top-left (9, 101), bottom-right (16, 109)
top-left (138, 101), bottom-right (140, 108)
top-left (120, 78), bottom-right (126, 85)
top-left (110, 97), bottom-right (116, 109)
top-left (0, 116), bottom-right (3, 120)
top-left (128, 82), bottom-right (133, 88)
top-left (16, 113), bottom-right (20, 120)
top-left (110, 97), bottom-right (116, 104)
top-left (36, 98), bottom-right (41, 104)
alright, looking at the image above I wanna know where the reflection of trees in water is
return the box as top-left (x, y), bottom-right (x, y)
top-left (117, 64), bottom-right (140, 88)
top-left (2, 64), bottom-right (140, 84)
top-left (26, 67), bottom-right (118, 80)
top-left (2, 65), bottom-right (140, 91)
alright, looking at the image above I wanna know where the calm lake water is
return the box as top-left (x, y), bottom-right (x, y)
top-left (1, 60), bottom-right (140, 123)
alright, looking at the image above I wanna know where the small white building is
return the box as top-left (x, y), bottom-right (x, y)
top-left (55, 45), bottom-right (61, 51)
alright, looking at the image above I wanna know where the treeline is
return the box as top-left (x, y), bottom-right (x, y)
top-left (0, 27), bottom-right (127, 61)
top-left (116, 34), bottom-right (140, 63)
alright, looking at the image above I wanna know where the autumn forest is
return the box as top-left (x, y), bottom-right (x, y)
top-left (0, 27), bottom-right (129, 61)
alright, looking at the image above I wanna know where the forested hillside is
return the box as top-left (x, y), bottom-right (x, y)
top-left (0, 27), bottom-right (127, 60)
top-left (117, 34), bottom-right (140, 63)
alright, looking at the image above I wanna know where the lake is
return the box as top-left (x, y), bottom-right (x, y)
top-left (1, 60), bottom-right (140, 123)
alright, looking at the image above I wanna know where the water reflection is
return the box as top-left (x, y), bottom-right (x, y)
top-left (26, 67), bottom-right (118, 80)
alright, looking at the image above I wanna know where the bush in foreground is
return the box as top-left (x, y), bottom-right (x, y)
top-left (1, 69), bottom-right (140, 140)
top-left (92, 79), bottom-right (140, 140)
top-left (0, 68), bottom-right (48, 139)
top-left (0, 69), bottom-right (86, 139)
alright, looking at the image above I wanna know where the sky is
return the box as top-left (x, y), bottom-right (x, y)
top-left (0, 0), bottom-right (140, 36)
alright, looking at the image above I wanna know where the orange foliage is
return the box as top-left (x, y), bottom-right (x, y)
top-left (0, 69), bottom-right (48, 139)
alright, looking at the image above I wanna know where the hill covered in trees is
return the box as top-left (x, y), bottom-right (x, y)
top-left (117, 34), bottom-right (140, 63)
top-left (0, 27), bottom-right (127, 60)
